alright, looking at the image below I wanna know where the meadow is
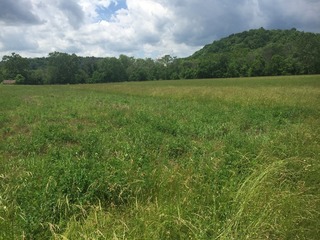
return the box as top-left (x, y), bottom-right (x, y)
top-left (0, 75), bottom-right (319, 239)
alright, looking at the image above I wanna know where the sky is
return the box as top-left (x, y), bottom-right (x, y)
top-left (0, 0), bottom-right (319, 59)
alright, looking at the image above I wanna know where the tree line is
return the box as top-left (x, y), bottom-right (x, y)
top-left (0, 28), bottom-right (319, 85)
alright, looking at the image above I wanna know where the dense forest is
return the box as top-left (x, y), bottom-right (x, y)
top-left (0, 28), bottom-right (320, 84)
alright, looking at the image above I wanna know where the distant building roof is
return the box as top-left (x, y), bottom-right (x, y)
top-left (2, 80), bottom-right (16, 84)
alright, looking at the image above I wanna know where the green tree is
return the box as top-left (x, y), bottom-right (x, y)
top-left (157, 55), bottom-right (173, 80)
top-left (127, 59), bottom-right (149, 81)
top-left (0, 65), bottom-right (5, 83)
top-left (79, 57), bottom-right (99, 81)
top-left (28, 69), bottom-right (46, 85)
top-left (119, 55), bottom-right (134, 70)
top-left (249, 56), bottom-right (266, 76)
top-left (15, 74), bottom-right (26, 84)
top-left (266, 55), bottom-right (285, 76)
top-left (197, 59), bottom-right (214, 78)
top-left (180, 60), bottom-right (198, 79)
top-left (297, 33), bottom-right (320, 74)
top-left (48, 52), bottom-right (80, 84)
top-left (1, 52), bottom-right (29, 79)
top-left (92, 57), bottom-right (126, 83)
top-left (168, 57), bottom-right (181, 80)
top-left (226, 60), bottom-right (241, 77)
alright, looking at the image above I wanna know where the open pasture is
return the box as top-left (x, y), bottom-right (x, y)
top-left (0, 75), bottom-right (319, 239)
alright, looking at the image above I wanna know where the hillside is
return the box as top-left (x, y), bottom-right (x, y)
top-left (1, 28), bottom-right (320, 84)
top-left (186, 28), bottom-right (320, 77)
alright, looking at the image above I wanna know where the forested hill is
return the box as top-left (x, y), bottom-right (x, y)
top-left (1, 28), bottom-right (320, 84)
top-left (188, 28), bottom-right (320, 77)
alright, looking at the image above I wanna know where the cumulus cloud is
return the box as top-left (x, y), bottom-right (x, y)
top-left (0, 0), bottom-right (319, 58)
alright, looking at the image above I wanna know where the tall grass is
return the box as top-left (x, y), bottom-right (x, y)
top-left (0, 75), bottom-right (319, 239)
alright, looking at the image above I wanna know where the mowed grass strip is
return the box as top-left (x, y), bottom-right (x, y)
top-left (0, 75), bottom-right (319, 239)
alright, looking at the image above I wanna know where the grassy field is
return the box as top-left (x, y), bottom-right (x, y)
top-left (0, 75), bottom-right (319, 239)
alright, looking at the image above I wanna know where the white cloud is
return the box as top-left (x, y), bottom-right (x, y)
top-left (0, 27), bottom-right (39, 51)
top-left (0, 0), bottom-right (319, 59)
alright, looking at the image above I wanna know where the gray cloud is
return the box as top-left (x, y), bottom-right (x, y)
top-left (167, 0), bottom-right (256, 46)
top-left (258, 0), bottom-right (320, 32)
top-left (167, 0), bottom-right (320, 46)
top-left (0, 0), bottom-right (43, 25)
top-left (59, 0), bottom-right (85, 29)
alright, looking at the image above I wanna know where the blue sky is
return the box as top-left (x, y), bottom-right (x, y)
top-left (0, 0), bottom-right (319, 58)
top-left (96, 0), bottom-right (127, 21)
